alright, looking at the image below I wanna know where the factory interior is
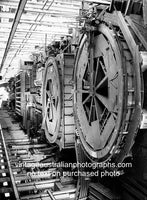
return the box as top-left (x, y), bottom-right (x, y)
top-left (0, 0), bottom-right (147, 199)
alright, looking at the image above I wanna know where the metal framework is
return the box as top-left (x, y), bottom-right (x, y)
top-left (0, 0), bottom-right (27, 72)
top-left (0, 0), bottom-right (82, 81)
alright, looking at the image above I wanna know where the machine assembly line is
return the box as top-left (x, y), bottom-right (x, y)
top-left (0, 0), bottom-right (147, 199)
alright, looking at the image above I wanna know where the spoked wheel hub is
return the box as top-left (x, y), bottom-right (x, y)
top-left (42, 57), bottom-right (61, 143)
top-left (74, 23), bottom-right (142, 163)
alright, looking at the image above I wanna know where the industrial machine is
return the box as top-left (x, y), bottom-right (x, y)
top-left (7, 1), bottom-right (147, 199)
top-left (42, 53), bottom-right (75, 149)
top-left (74, 0), bottom-right (144, 166)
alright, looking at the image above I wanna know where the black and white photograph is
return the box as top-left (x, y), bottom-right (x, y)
top-left (0, 0), bottom-right (146, 199)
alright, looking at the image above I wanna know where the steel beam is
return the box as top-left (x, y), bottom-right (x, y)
top-left (24, 7), bottom-right (79, 14)
top-left (15, 29), bottom-right (68, 35)
top-left (19, 19), bottom-right (75, 27)
top-left (84, 0), bottom-right (111, 4)
top-left (0, 0), bottom-right (27, 71)
top-left (0, 0), bottom-right (81, 8)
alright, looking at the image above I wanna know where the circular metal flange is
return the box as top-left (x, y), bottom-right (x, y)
top-left (74, 23), bottom-right (138, 162)
top-left (42, 57), bottom-right (61, 143)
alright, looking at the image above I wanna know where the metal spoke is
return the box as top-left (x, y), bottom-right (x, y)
top-left (78, 89), bottom-right (90, 94)
top-left (89, 47), bottom-right (94, 87)
top-left (88, 97), bottom-right (93, 123)
top-left (51, 97), bottom-right (55, 108)
top-left (87, 59), bottom-right (91, 75)
top-left (96, 93), bottom-right (109, 111)
top-left (99, 60), bottom-right (107, 75)
top-left (94, 57), bottom-right (99, 85)
top-left (55, 96), bottom-right (58, 109)
top-left (42, 101), bottom-right (49, 126)
top-left (94, 97), bottom-right (100, 121)
top-left (82, 94), bottom-right (91, 105)
top-left (49, 103), bottom-right (53, 121)
top-left (95, 75), bottom-right (108, 90)
top-left (85, 104), bottom-right (90, 117)
top-left (52, 102), bottom-right (57, 121)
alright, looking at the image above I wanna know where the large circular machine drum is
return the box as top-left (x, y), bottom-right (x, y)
top-left (74, 23), bottom-right (142, 164)
top-left (42, 57), bottom-right (61, 143)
